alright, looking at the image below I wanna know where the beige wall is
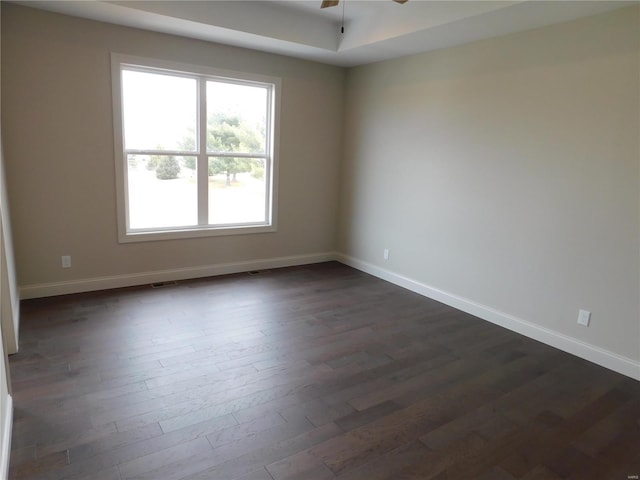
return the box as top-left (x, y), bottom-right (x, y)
top-left (0, 4), bottom-right (16, 475)
top-left (339, 6), bottom-right (640, 362)
top-left (0, 137), bottom-right (19, 355)
top-left (1, 4), bottom-right (344, 289)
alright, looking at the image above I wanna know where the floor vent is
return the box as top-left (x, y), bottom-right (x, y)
top-left (150, 281), bottom-right (178, 289)
top-left (247, 270), bottom-right (271, 276)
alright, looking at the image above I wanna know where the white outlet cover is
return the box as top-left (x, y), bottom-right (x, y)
top-left (577, 309), bottom-right (591, 327)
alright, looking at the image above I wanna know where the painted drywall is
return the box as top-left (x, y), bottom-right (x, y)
top-left (1, 4), bottom-right (344, 289)
top-left (339, 6), bottom-right (640, 363)
top-left (638, 3), bottom-right (640, 373)
top-left (0, 8), bottom-right (18, 350)
top-left (0, 138), bottom-right (19, 354)
top-left (0, 2), bottom-right (19, 354)
top-left (0, 7), bottom-right (15, 475)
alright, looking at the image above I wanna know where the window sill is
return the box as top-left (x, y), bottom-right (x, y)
top-left (118, 224), bottom-right (277, 243)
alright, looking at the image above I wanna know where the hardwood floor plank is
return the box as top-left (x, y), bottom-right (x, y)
top-left (117, 436), bottom-right (211, 479)
top-left (333, 441), bottom-right (430, 480)
top-left (182, 422), bottom-right (342, 480)
top-left (309, 381), bottom-right (503, 475)
top-left (318, 348), bottom-right (459, 408)
top-left (521, 465), bottom-right (564, 480)
top-left (235, 467), bottom-right (276, 480)
top-left (8, 263), bottom-right (638, 480)
top-left (68, 422), bottom-right (164, 464)
top-left (334, 400), bottom-right (402, 432)
top-left (266, 450), bottom-right (335, 480)
top-left (572, 398), bottom-right (640, 459)
top-left (8, 451), bottom-right (69, 480)
top-left (499, 386), bottom-right (635, 477)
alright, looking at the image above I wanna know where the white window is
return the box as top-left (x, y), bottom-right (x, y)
top-left (111, 54), bottom-right (280, 242)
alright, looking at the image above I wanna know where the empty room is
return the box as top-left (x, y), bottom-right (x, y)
top-left (0, 0), bottom-right (639, 479)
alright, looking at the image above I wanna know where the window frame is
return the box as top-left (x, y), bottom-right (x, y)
top-left (111, 53), bottom-right (280, 243)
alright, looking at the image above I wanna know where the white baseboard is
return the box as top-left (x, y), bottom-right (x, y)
top-left (1, 394), bottom-right (12, 480)
top-left (336, 253), bottom-right (640, 381)
top-left (19, 252), bottom-right (337, 300)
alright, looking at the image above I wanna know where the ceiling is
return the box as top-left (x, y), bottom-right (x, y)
top-left (13, 0), bottom-right (636, 66)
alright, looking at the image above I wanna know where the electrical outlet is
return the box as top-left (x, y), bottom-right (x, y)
top-left (577, 309), bottom-right (590, 327)
top-left (61, 255), bottom-right (71, 268)
top-left (383, 248), bottom-right (390, 261)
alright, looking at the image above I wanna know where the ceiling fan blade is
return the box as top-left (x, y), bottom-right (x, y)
top-left (393, 0), bottom-right (409, 3)
top-left (321, 0), bottom-right (339, 8)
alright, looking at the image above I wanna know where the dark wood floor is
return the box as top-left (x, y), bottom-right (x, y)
top-left (8, 262), bottom-right (640, 480)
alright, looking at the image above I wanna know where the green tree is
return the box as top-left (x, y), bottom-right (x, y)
top-left (147, 144), bottom-right (165, 172)
top-left (154, 156), bottom-right (180, 180)
top-left (147, 156), bottom-right (159, 171)
top-left (180, 134), bottom-right (196, 171)
top-left (250, 161), bottom-right (264, 180)
top-left (184, 156), bottom-right (196, 171)
top-left (207, 113), bottom-right (263, 186)
top-left (208, 157), bottom-right (253, 186)
top-left (178, 113), bottom-right (263, 185)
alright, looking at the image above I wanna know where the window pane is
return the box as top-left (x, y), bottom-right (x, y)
top-left (206, 81), bottom-right (267, 154)
top-left (208, 157), bottom-right (267, 225)
top-left (122, 70), bottom-right (196, 151)
top-left (127, 155), bottom-right (197, 229)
